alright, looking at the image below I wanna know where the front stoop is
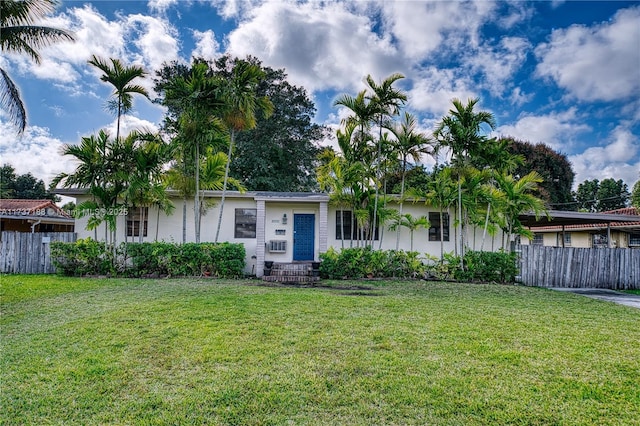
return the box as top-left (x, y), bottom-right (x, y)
top-left (263, 262), bottom-right (320, 283)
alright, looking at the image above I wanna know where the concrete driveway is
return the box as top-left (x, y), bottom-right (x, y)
top-left (551, 288), bottom-right (640, 309)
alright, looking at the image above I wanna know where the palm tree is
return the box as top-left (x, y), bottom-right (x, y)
top-left (318, 148), bottom-right (352, 249)
top-left (55, 130), bottom-right (128, 248)
top-left (123, 133), bottom-right (172, 243)
top-left (1, 0), bottom-right (74, 133)
top-left (52, 131), bottom-right (107, 240)
top-left (164, 62), bottom-right (226, 243)
top-left (494, 171), bottom-right (548, 249)
top-left (434, 98), bottom-right (496, 264)
top-left (214, 59), bottom-right (273, 243)
top-left (88, 55), bottom-right (149, 141)
top-left (410, 167), bottom-right (457, 262)
top-left (365, 73), bottom-right (406, 247)
top-left (386, 111), bottom-right (432, 249)
top-left (389, 213), bottom-right (430, 252)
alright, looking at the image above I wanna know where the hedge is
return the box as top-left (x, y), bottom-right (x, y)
top-left (51, 239), bottom-right (246, 278)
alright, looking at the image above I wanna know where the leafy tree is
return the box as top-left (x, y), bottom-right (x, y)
top-left (597, 178), bottom-right (629, 211)
top-left (574, 178), bottom-right (629, 212)
top-left (0, 0), bottom-right (74, 133)
top-left (0, 164), bottom-right (58, 200)
top-left (632, 179), bottom-right (640, 209)
top-left (61, 201), bottom-right (75, 217)
top-left (88, 55), bottom-right (149, 141)
top-left (575, 179), bottom-right (600, 212)
top-left (385, 165), bottom-right (432, 195)
top-left (228, 59), bottom-right (326, 191)
top-left (504, 137), bottom-right (575, 210)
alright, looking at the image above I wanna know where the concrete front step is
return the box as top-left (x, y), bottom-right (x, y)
top-left (263, 262), bottom-right (320, 283)
top-left (263, 275), bottom-right (320, 283)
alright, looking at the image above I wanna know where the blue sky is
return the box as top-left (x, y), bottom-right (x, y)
top-left (1, 0), bottom-right (639, 192)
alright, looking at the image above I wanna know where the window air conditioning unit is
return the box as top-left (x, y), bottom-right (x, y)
top-left (268, 240), bottom-right (287, 253)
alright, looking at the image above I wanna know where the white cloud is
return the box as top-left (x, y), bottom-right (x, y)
top-left (535, 6), bottom-right (640, 102)
top-left (106, 116), bottom-right (160, 137)
top-left (44, 5), bottom-right (127, 65)
top-left (210, 0), bottom-right (266, 20)
top-left (495, 108), bottom-right (591, 152)
top-left (465, 37), bottom-right (531, 96)
top-left (569, 126), bottom-right (640, 186)
top-left (191, 29), bottom-right (220, 60)
top-left (148, 0), bottom-right (182, 13)
top-left (380, 1), bottom-right (496, 59)
top-left (407, 67), bottom-right (477, 117)
top-left (226, 1), bottom-right (400, 92)
top-left (0, 123), bottom-right (76, 187)
top-left (126, 14), bottom-right (181, 72)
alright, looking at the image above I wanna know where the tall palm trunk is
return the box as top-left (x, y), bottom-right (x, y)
top-left (395, 158), bottom-right (407, 250)
top-left (138, 206), bottom-right (145, 243)
top-left (182, 196), bottom-right (187, 244)
top-left (371, 120), bottom-right (383, 248)
top-left (156, 205), bottom-right (161, 242)
top-left (458, 178), bottom-right (464, 269)
top-left (215, 130), bottom-right (235, 243)
top-left (440, 209), bottom-right (445, 262)
top-left (194, 143), bottom-right (200, 243)
top-left (480, 204), bottom-right (490, 251)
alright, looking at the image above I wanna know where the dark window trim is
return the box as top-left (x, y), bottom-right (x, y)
top-left (335, 210), bottom-right (379, 241)
top-left (127, 207), bottom-right (148, 237)
top-left (428, 212), bottom-right (450, 242)
top-left (235, 208), bottom-right (257, 239)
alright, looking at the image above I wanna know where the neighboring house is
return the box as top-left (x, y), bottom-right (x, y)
top-left (521, 207), bottom-right (640, 249)
top-left (57, 189), bottom-right (507, 276)
top-left (0, 199), bottom-right (74, 233)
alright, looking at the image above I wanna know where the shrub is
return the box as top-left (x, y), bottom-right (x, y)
top-left (319, 247), bottom-right (426, 279)
top-left (454, 250), bottom-right (518, 284)
top-left (51, 238), bottom-right (115, 276)
top-left (53, 240), bottom-right (246, 278)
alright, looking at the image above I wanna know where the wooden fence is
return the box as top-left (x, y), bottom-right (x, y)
top-left (518, 245), bottom-right (640, 289)
top-left (0, 231), bottom-right (76, 274)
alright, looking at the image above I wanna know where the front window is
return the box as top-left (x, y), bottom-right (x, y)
top-left (235, 208), bottom-right (257, 238)
top-left (592, 233), bottom-right (608, 248)
top-left (532, 233), bottom-right (544, 245)
top-left (428, 212), bottom-right (449, 242)
top-left (127, 207), bottom-right (148, 237)
top-left (628, 232), bottom-right (640, 247)
top-left (558, 232), bottom-right (571, 247)
top-left (335, 210), bottom-right (378, 240)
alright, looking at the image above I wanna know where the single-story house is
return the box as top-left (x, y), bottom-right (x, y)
top-left (56, 189), bottom-right (507, 276)
top-left (519, 207), bottom-right (640, 249)
top-left (0, 199), bottom-right (74, 233)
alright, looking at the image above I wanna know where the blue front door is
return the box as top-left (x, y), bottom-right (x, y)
top-left (293, 214), bottom-right (315, 261)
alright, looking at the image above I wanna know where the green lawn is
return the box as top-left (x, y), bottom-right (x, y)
top-left (2, 276), bottom-right (639, 425)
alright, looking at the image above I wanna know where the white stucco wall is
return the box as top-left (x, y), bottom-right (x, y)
top-left (70, 192), bottom-right (508, 274)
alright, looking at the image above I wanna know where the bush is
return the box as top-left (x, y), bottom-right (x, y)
top-left (319, 247), bottom-right (425, 279)
top-left (453, 250), bottom-right (517, 284)
top-left (53, 240), bottom-right (246, 278)
top-left (51, 238), bottom-right (115, 276)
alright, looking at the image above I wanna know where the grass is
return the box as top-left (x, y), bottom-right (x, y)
top-left (623, 289), bottom-right (640, 295)
top-left (2, 276), bottom-right (639, 425)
